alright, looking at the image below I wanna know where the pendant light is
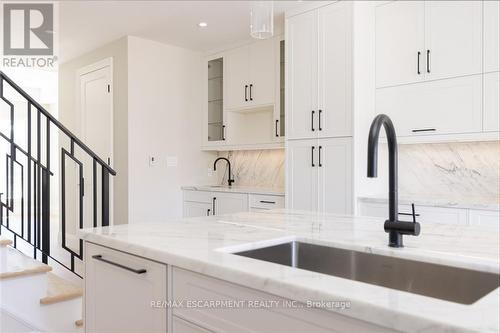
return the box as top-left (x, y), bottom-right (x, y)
top-left (250, 1), bottom-right (274, 39)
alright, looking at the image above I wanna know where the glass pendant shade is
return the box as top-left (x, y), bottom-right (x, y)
top-left (250, 1), bottom-right (274, 39)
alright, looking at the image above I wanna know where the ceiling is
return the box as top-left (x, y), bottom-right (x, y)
top-left (59, 1), bottom-right (302, 63)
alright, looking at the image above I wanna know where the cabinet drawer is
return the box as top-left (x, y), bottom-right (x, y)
top-left (85, 242), bottom-right (167, 333)
top-left (183, 190), bottom-right (213, 204)
top-left (172, 268), bottom-right (395, 333)
top-left (468, 209), bottom-right (500, 228)
top-left (249, 194), bottom-right (285, 210)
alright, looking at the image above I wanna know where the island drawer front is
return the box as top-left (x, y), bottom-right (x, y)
top-left (184, 190), bottom-right (213, 204)
top-left (249, 194), bottom-right (285, 210)
top-left (172, 268), bottom-right (396, 333)
top-left (85, 242), bottom-right (167, 333)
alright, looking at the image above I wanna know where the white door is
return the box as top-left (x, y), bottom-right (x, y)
top-left (318, 2), bottom-right (353, 138)
top-left (85, 243), bottom-right (167, 333)
top-left (78, 60), bottom-right (113, 227)
top-left (286, 10), bottom-right (319, 140)
top-left (225, 46), bottom-right (249, 110)
top-left (424, 1), bottom-right (482, 81)
top-left (483, 72), bottom-right (500, 132)
top-left (214, 192), bottom-right (248, 215)
top-left (484, 0), bottom-right (500, 73)
top-left (317, 137), bottom-right (352, 215)
top-left (248, 38), bottom-right (275, 107)
top-left (183, 201), bottom-right (212, 218)
top-left (286, 139), bottom-right (318, 211)
top-left (376, 75), bottom-right (482, 136)
top-left (375, 1), bottom-right (425, 88)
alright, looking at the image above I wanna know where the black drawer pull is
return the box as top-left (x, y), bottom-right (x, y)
top-left (412, 128), bottom-right (436, 133)
top-left (275, 119), bottom-right (279, 137)
top-left (259, 200), bottom-right (276, 204)
top-left (92, 255), bottom-right (147, 274)
top-left (245, 85), bottom-right (248, 102)
top-left (417, 51), bottom-right (421, 75)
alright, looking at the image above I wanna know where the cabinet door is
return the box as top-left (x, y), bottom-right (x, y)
top-left (206, 57), bottom-right (225, 143)
top-left (286, 10), bottom-right (319, 140)
top-left (424, 1), bottom-right (482, 81)
top-left (469, 209), bottom-right (500, 229)
top-left (85, 243), bottom-right (167, 333)
top-left (183, 201), bottom-right (212, 218)
top-left (484, 0), bottom-right (500, 72)
top-left (287, 139), bottom-right (318, 211)
top-left (318, 2), bottom-right (353, 137)
top-left (225, 46), bottom-right (249, 110)
top-left (484, 72), bottom-right (500, 132)
top-left (214, 192), bottom-right (248, 215)
top-left (317, 137), bottom-right (352, 214)
top-left (375, 1), bottom-right (425, 88)
top-left (376, 75), bottom-right (482, 136)
top-left (248, 38), bottom-right (275, 107)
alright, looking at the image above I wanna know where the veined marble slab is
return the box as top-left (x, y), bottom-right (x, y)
top-left (358, 195), bottom-right (500, 211)
top-left (79, 210), bottom-right (500, 333)
top-left (181, 185), bottom-right (285, 196)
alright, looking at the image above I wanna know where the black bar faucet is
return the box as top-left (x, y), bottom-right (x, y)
top-left (367, 114), bottom-right (420, 248)
top-left (214, 157), bottom-right (235, 187)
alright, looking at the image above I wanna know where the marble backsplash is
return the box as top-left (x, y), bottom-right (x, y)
top-left (396, 141), bottom-right (499, 202)
top-left (216, 149), bottom-right (285, 189)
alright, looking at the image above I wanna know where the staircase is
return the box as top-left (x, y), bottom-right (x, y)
top-left (0, 71), bottom-right (116, 331)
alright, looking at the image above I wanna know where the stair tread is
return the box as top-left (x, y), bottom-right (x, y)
top-left (40, 272), bottom-right (83, 305)
top-left (0, 246), bottom-right (52, 279)
top-left (0, 237), bottom-right (12, 246)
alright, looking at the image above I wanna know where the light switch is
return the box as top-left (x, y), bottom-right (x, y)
top-left (166, 156), bottom-right (178, 167)
top-left (149, 156), bottom-right (157, 167)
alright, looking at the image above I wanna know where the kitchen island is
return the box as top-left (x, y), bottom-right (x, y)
top-left (79, 210), bottom-right (500, 333)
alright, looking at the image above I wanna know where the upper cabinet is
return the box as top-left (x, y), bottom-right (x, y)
top-left (376, 1), bottom-right (482, 88)
top-left (206, 57), bottom-right (225, 143)
top-left (226, 38), bottom-right (275, 110)
top-left (484, 0), bottom-right (500, 72)
top-left (286, 1), bottom-right (353, 140)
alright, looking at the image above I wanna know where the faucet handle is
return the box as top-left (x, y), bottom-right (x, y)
top-left (398, 203), bottom-right (419, 223)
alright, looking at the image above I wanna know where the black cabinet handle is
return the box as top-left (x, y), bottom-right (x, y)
top-left (212, 197), bottom-right (216, 215)
top-left (311, 146), bottom-right (315, 167)
top-left (259, 200), bottom-right (276, 204)
top-left (249, 84), bottom-right (253, 101)
top-left (311, 111), bottom-right (315, 131)
top-left (318, 146), bottom-right (322, 167)
top-left (92, 255), bottom-right (147, 274)
top-left (318, 110), bottom-right (322, 131)
top-left (412, 128), bottom-right (436, 133)
top-left (426, 50), bottom-right (430, 73)
top-left (417, 51), bottom-right (421, 75)
top-left (245, 85), bottom-right (248, 102)
top-left (207, 209), bottom-right (211, 216)
top-left (275, 119), bottom-right (279, 137)
top-left (222, 125), bottom-right (226, 140)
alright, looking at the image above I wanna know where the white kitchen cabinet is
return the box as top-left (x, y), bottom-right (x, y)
top-left (184, 201), bottom-right (212, 218)
top-left (172, 268), bottom-right (394, 333)
top-left (483, 72), bottom-right (500, 132)
top-left (287, 139), bottom-right (319, 212)
top-left (225, 39), bottom-right (275, 111)
top-left (376, 74), bottom-right (482, 136)
top-left (375, 1), bottom-right (424, 88)
top-left (469, 209), bottom-right (500, 228)
top-left (248, 193), bottom-right (285, 211)
top-left (375, 0), bottom-right (482, 88)
top-left (204, 55), bottom-right (227, 146)
top-left (317, 137), bottom-right (353, 214)
top-left (287, 138), bottom-right (352, 215)
top-left (286, 10), bottom-right (318, 140)
top-left (213, 192), bottom-right (248, 215)
top-left (424, 1), bottom-right (482, 81)
top-left (484, 0), bottom-right (500, 72)
top-left (287, 2), bottom-right (353, 140)
top-left (318, 1), bottom-right (353, 137)
top-left (85, 242), bottom-right (167, 333)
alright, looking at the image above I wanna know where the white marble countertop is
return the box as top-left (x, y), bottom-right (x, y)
top-left (358, 195), bottom-right (500, 211)
top-left (79, 210), bottom-right (500, 333)
top-left (182, 185), bottom-right (285, 196)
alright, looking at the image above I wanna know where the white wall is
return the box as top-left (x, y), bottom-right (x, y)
top-left (127, 36), bottom-right (216, 223)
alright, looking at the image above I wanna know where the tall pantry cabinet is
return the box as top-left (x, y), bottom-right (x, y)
top-left (286, 1), bottom-right (354, 214)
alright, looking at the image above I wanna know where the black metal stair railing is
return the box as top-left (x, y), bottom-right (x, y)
top-left (0, 70), bottom-right (116, 278)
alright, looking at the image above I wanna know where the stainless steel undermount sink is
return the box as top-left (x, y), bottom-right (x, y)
top-left (233, 241), bottom-right (500, 304)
